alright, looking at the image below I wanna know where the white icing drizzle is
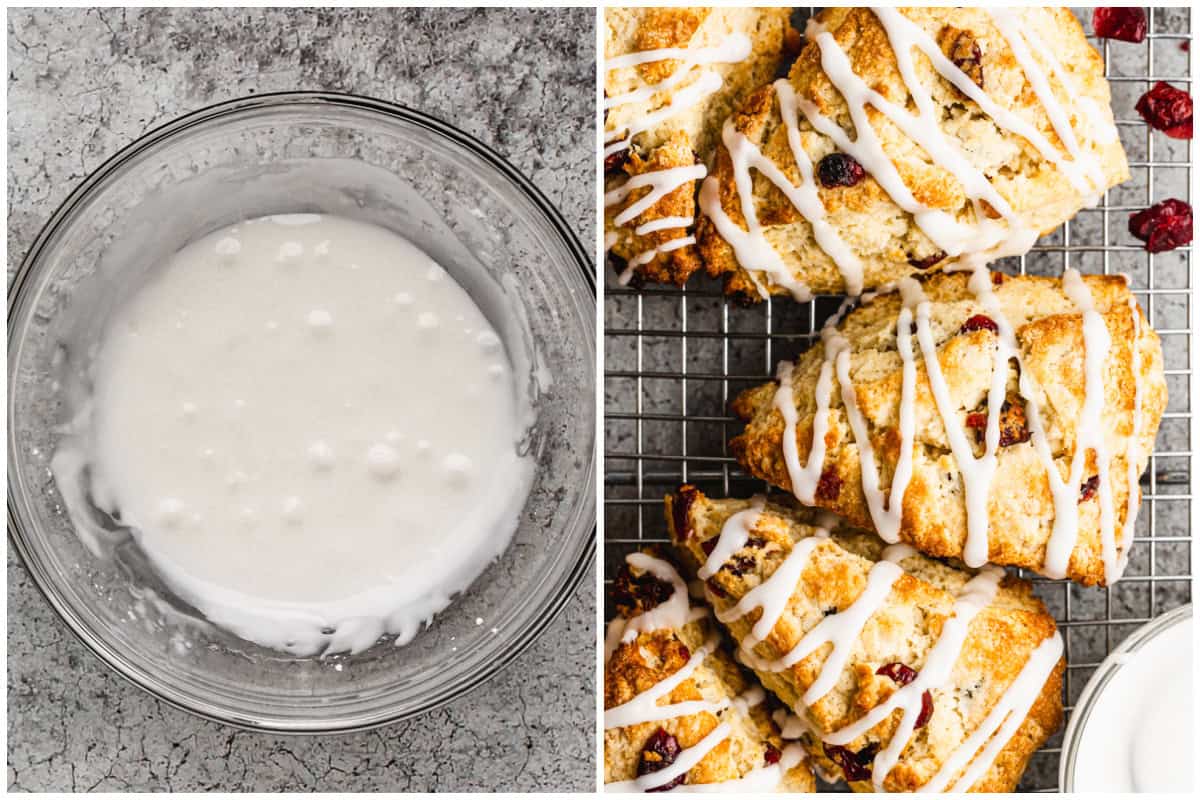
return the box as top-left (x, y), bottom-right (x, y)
top-left (699, 496), bottom-right (765, 579)
top-left (919, 633), bottom-right (1065, 792)
top-left (715, 525), bottom-right (831, 657)
top-left (705, 502), bottom-right (1061, 791)
top-left (986, 9), bottom-right (1107, 202)
top-left (605, 552), bottom-right (801, 792)
top-left (604, 32), bottom-right (752, 285)
top-left (871, 7), bottom-right (1102, 199)
top-left (604, 553), bottom-right (693, 662)
top-left (605, 723), bottom-right (734, 793)
top-left (700, 8), bottom-right (1112, 298)
top-left (604, 33), bottom-right (752, 157)
top-left (604, 634), bottom-right (726, 729)
top-left (1043, 269), bottom-right (1118, 582)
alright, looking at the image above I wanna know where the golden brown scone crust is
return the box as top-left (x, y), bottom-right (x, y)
top-left (604, 555), bottom-right (816, 791)
top-left (666, 487), bottom-right (1065, 793)
top-left (605, 7), bottom-right (794, 285)
top-left (698, 7), bottom-right (1130, 298)
top-left (730, 271), bottom-right (1166, 586)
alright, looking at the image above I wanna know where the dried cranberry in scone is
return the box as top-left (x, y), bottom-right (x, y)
top-left (638, 728), bottom-right (685, 792)
top-left (1135, 82), bottom-right (1193, 139)
top-left (1129, 199), bottom-right (1193, 253)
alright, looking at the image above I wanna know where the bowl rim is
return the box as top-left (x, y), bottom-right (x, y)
top-left (7, 90), bottom-right (596, 733)
top-left (1057, 603), bottom-right (1193, 791)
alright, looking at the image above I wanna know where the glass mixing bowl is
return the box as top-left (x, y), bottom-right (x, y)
top-left (7, 92), bottom-right (595, 732)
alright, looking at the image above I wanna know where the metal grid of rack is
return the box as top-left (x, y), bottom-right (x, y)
top-left (603, 8), bottom-right (1192, 792)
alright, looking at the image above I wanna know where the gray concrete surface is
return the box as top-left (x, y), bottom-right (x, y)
top-left (7, 7), bottom-right (595, 792)
top-left (604, 7), bottom-right (1191, 793)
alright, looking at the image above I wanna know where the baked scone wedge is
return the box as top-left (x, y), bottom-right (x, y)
top-left (667, 487), bottom-right (1065, 793)
top-left (604, 551), bottom-right (815, 792)
top-left (604, 6), bottom-right (796, 286)
top-left (697, 7), bottom-right (1130, 299)
top-left (731, 270), bottom-right (1165, 587)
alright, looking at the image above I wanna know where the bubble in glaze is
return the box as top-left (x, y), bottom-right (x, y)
top-left (417, 312), bottom-right (439, 330)
top-left (157, 497), bottom-right (185, 527)
top-left (366, 443), bottom-right (402, 480)
top-left (487, 364), bottom-right (506, 380)
top-left (314, 240), bottom-right (331, 258)
top-left (443, 453), bottom-right (472, 486)
top-left (214, 237), bottom-right (241, 260)
top-left (276, 241), bottom-right (304, 263)
top-left (427, 264), bottom-right (446, 282)
top-left (281, 495), bottom-right (303, 524)
top-left (393, 292), bottom-right (414, 307)
top-left (308, 440), bottom-right (335, 471)
top-left (180, 401), bottom-right (198, 418)
top-left (477, 331), bottom-right (501, 352)
top-left (307, 309), bottom-right (334, 331)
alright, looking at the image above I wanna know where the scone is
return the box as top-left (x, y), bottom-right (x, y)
top-left (730, 270), bottom-right (1166, 587)
top-left (667, 487), bottom-right (1065, 793)
top-left (604, 551), bottom-right (816, 792)
top-left (697, 7), bottom-right (1130, 299)
top-left (604, 7), bottom-right (796, 286)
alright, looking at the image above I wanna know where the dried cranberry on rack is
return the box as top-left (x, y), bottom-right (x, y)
top-left (824, 742), bottom-right (878, 782)
top-left (1093, 7), bottom-right (1147, 43)
top-left (672, 485), bottom-right (700, 540)
top-left (1129, 199), bottom-right (1193, 253)
top-left (1079, 474), bottom-right (1101, 502)
top-left (959, 314), bottom-right (999, 335)
top-left (817, 153), bottom-right (866, 188)
top-left (1135, 82), bottom-right (1193, 139)
top-left (914, 689), bottom-right (935, 729)
top-left (876, 661), bottom-right (919, 686)
top-left (908, 251), bottom-right (947, 271)
top-left (638, 728), bottom-right (686, 791)
top-left (815, 467), bottom-right (844, 501)
top-left (612, 563), bottom-right (675, 616)
top-left (1182, 41), bottom-right (1190, 53)
top-left (764, 744), bottom-right (782, 765)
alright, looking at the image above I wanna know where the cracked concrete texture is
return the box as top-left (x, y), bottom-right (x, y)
top-left (7, 7), bottom-right (596, 792)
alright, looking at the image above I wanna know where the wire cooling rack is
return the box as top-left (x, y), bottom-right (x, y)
top-left (603, 8), bottom-right (1192, 792)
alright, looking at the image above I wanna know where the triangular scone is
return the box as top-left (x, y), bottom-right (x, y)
top-left (666, 486), bottom-right (1065, 793)
top-left (697, 7), bottom-right (1130, 299)
top-left (604, 6), bottom-right (796, 286)
top-left (604, 551), bottom-right (816, 792)
top-left (731, 271), bottom-right (1166, 586)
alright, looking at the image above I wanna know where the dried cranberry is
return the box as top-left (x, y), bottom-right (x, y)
top-left (947, 33), bottom-right (984, 88)
top-left (991, 271), bottom-right (1005, 286)
top-left (817, 153), bottom-right (866, 188)
top-left (764, 744), bottom-right (782, 765)
top-left (908, 251), bottom-right (947, 270)
top-left (959, 314), bottom-right (998, 335)
top-left (672, 485), bottom-right (700, 540)
top-left (1182, 41), bottom-right (1190, 53)
top-left (815, 467), bottom-right (843, 501)
top-left (699, 538), bottom-right (717, 556)
top-left (725, 553), bottom-right (757, 577)
top-left (824, 742), bottom-right (877, 782)
top-left (1093, 7), bottom-right (1147, 43)
top-left (612, 564), bottom-right (675, 617)
top-left (876, 661), bottom-right (918, 686)
top-left (605, 148), bottom-right (630, 173)
top-left (705, 577), bottom-right (728, 599)
top-left (1080, 474), bottom-right (1100, 502)
top-left (1135, 82), bottom-right (1193, 139)
top-left (998, 401), bottom-right (1031, 448)
top-left (638, 728), bottom-right (685, 791)
top-left (915, 689), bottom-right (934, 729)
top-left (1129, 199), bottom-right (1193, 253)
top-left (965, 412), bottom-right (989, 431)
